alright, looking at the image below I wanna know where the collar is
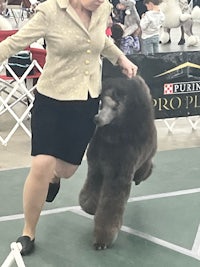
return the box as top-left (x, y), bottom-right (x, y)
top-left (56, 0), bottom-right (70, 9)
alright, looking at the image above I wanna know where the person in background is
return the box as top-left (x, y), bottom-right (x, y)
top-left (0, 0), bottom-right (138, 256)
top-left (140, 0), bottom-right (164, 54)
top-left (111, 0), bottom-right (126, 24)
top-left (106, 15), bottom-right (113, 37)
top-left (0, 0), bottom-right (8, 16)
top-left (193, 0), bottom-right (200, 7)
top-left (135, 0), bottom-right (147, 17)
top-left (116, 0), bottom-right (141, 37)
top-left (111, 23), bottom-right (140, 54)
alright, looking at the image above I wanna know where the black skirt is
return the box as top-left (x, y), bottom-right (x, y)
top-left (31, 91), bottom-right (99, 165)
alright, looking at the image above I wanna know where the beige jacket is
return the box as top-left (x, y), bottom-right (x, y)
top-left (0, 0), bottom-right (124, 100)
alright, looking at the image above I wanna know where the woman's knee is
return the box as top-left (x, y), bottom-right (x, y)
top-left (55, 159), bottom-right (79, 179)
top-left (30, 155), bottom-right (57, 180)
top-left (29, 155), bottom-right (78, 180)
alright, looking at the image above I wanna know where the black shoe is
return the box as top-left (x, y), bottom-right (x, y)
top-left (16, 236), bottom-right (35, 256)
top-left (46, 181), bottom-right (60, 202)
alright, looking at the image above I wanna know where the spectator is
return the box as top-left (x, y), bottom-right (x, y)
top-left (140, 0), bottom-right (164, 54)
top-left (111, 0), bottom-right (126, 24)
top-left (135, 0), bottom-right (147, 17)
top-left (111, 23), bottom-right (140, 54)
top-left (193, 0), bottom-right (200, 7)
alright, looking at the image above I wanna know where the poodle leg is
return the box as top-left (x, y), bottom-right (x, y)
top-left (166, 28), bottom-right (171, 43)
top-left (133, 159), bottom-right (153, 185)
top-left (182, 19), bottom-right (193, 36)
top-left (178, 25), bottom-right (185, 45)
top-left (160, 28), bottom-right (171, 44)
top-left (93, 178), bottom-right (132, 249)
top-left (79, 163), bottom-right (103, 215)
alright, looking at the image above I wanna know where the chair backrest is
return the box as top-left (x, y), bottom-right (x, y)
top-left (7, 0), bottom-right (22, 5)
top-left (0, 31), bottom-right (46, 78)
top-left (28, 47), bottom-right (46, 68)
top-left (0, 29), bottom-right (18, 42)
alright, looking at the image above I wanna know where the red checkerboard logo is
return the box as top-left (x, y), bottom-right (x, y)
top-left (164, 83), bottom-right (174, 95)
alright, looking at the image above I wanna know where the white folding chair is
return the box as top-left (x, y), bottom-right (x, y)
top-left (6, 0), bottom-right (23, 27)
top-left (1, 242), bottom-right (26, 267)
top-left (0, 47), bottom-right (46, 145)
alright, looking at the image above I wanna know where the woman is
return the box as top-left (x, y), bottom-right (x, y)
top-left (0, 0), bottom-right (138, 255)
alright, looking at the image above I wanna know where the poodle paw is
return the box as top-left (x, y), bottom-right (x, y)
top-left (178, 38), bottom-right (185, 45)
top-left (93, 230), bottom-right (118, 250)
top-left (94, 242), bottom-right (108, 250)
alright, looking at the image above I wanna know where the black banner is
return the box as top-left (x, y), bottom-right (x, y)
top-left (102, 51), bottom-right (200, 119)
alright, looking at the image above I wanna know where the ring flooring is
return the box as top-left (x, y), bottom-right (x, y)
top-left (0, 147), bottom-right (200, 267)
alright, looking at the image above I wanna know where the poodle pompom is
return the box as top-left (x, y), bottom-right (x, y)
top-left (179, 13), bottom-right (191, 22)
top-left (191, 6), bottom-right (200, 20)
top-left (186, 35), bottom-right (199, 46)
top-left (160, 32), bottom-right (170, 44)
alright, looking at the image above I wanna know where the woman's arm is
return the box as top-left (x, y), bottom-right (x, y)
top-left (0, 6), bottom-right (48, 62)
top-left (101, 36), bottom-right (138, 78)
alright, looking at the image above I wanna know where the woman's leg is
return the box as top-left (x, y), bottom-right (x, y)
top-left (46, 158), bottom-right (79, 202)
top-left (22, 155), bottom-right (78, 239)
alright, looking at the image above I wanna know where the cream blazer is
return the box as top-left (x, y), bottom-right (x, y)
top-left (0, 0), bottom-right (124, 100)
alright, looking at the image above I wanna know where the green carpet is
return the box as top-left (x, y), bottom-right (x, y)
top-left (0, 148), bottom-right (200, 267)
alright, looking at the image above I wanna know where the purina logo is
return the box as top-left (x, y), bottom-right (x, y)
top-left (164, 81), bottom-right (200, 95)
top-left (154, 61), bottom-right (200, 95)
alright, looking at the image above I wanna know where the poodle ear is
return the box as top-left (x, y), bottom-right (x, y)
top-left (112, 87), bottom-right (126, 102)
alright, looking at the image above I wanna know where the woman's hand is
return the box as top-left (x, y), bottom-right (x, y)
top-left (117, 54), bottom-right (138, 79)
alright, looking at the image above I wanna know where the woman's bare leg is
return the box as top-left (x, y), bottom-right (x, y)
top-left (22, 155), bottom-right (78, 239)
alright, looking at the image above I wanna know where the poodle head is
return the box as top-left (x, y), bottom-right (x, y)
top-left (95, 76), bottom-right (152, 127)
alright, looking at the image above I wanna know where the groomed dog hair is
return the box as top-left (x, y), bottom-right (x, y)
top-left (79, 75), bottom-right (157, 250)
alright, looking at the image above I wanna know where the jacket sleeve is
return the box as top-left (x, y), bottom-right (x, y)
top-left (101, 36), bottom-right (124, 65)
top-left (0, 4), bottom-right (49, 63)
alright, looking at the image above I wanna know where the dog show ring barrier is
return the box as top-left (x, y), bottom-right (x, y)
top-left (0, 51), bottom-right (45, 145)
top-left (102, 51), bottom-right (200, 133)
top-left (1, 242), bottom-right (26, 267)
top-left (0, 29), bottom-right (46, 145)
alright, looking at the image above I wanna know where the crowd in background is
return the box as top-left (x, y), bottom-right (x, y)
top-left (1, 0), bottom-right (200, 55)
top-left (107, 0), bottom-right (200, 55)
top-left (106, 0), bottom-right (165, 55)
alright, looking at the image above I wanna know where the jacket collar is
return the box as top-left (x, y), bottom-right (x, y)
top-left (57, 0), bottom-right (70, 9)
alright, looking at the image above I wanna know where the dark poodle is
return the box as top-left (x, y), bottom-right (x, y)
top-left (79, 75), bottom-right (157, 250)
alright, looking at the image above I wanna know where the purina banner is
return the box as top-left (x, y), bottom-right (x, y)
top-left (102, 51), bottom-right (200, 119)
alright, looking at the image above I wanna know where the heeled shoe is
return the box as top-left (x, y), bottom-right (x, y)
top-left (46, 181), bottom-right (60, 202)
top-left (16, 236), bottom-right (35, 256)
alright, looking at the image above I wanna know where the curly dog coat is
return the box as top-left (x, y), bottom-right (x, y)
top-left (79, 76), bottom-right (157, 250)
